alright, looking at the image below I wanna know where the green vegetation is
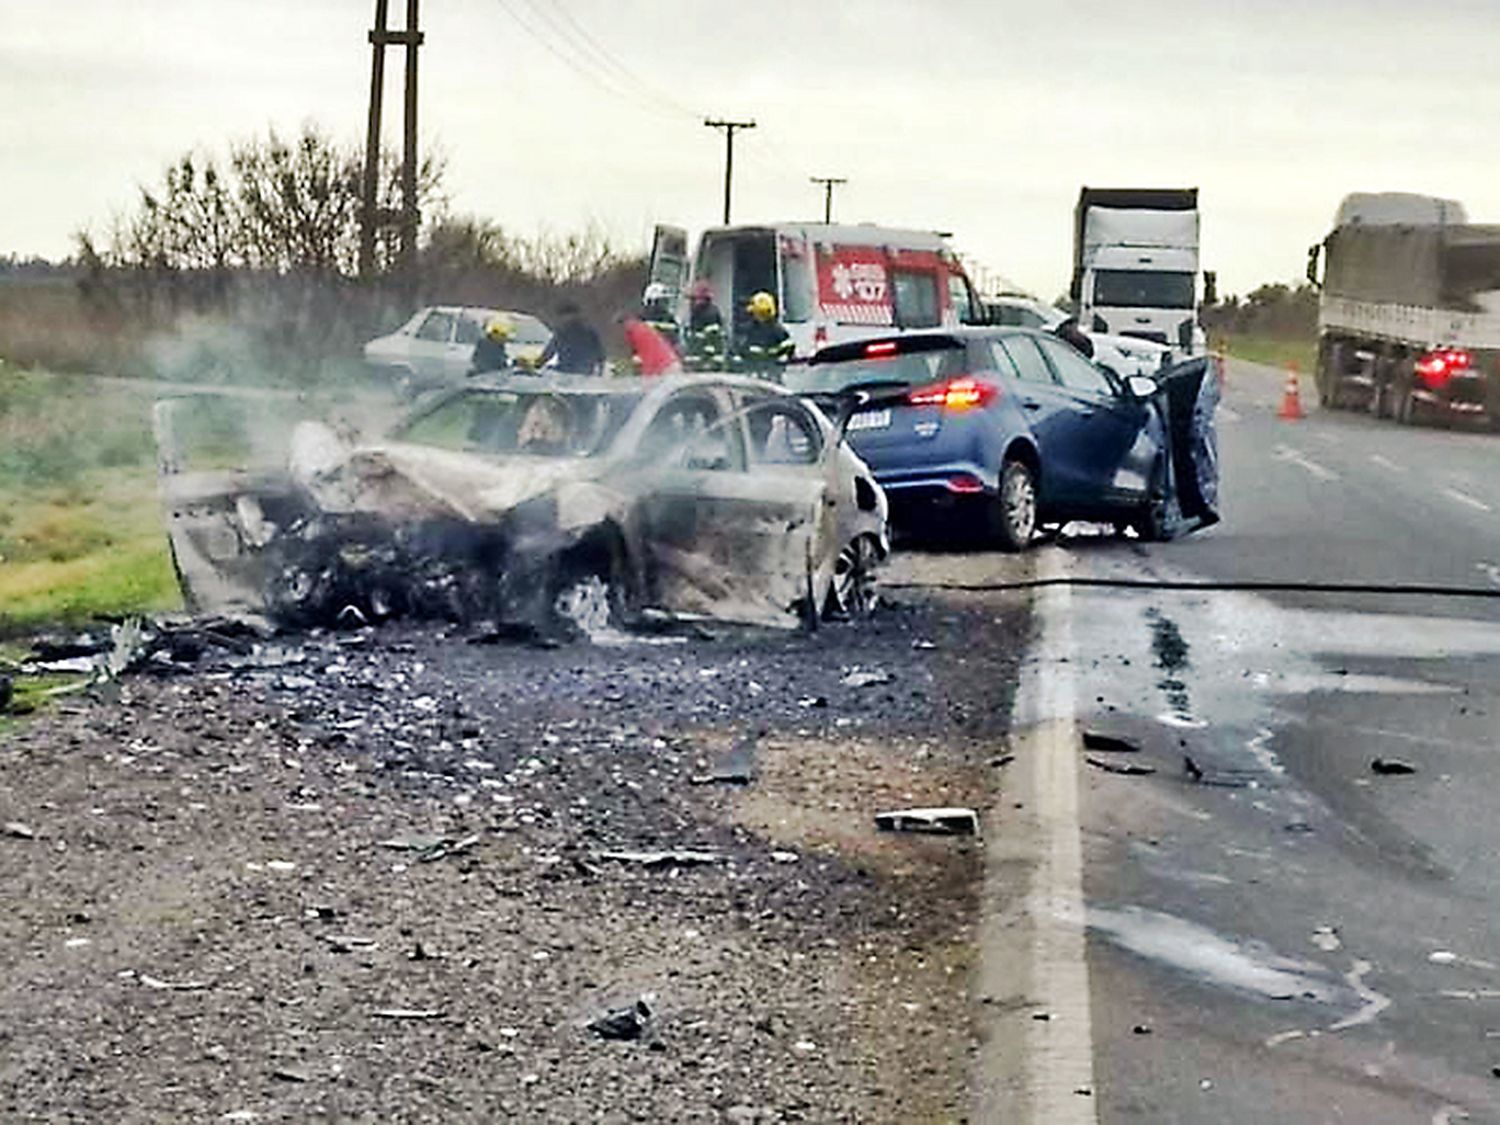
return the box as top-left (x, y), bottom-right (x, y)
top-left (0, 368), bottom-right (180, 635)
top-left (1213, 333), bottom-right (1317, 374)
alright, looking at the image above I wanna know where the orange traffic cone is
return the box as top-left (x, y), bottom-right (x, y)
top-left (1277, 362), bottom-right (1305, 420)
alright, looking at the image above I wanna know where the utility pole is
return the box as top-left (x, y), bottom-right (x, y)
top-left (704, 119), bottom-right (755, 225)
top-left (359, 0), bottom-right (423, 284)
top-left (809, 176), bottom-right (847, 224)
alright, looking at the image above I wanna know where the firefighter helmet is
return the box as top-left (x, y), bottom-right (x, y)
top-left (643, 282), bottom-right (670, 303)
top-left (484, 315), bottom-right (513, 342)
top-left (747, 291), bottom-right (777, 321)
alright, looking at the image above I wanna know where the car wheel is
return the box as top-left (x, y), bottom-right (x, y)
top-left (824, 534), bottom-right (882, 621)
top-left (992, 459), bottom-right (1038, 552)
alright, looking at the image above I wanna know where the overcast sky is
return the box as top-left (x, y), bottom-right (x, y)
top-left (4, 0), bottom-right (1498, 297)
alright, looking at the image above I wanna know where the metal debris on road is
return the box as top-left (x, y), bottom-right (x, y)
top-left (1086, 756), bottom-right (1157, 776)
top-left (3, 821), bottom-right (36, 840)
top-left (588, 997), bottom-right (654, 1041)
top-left (688, 735), bottom-right (758, 785)
top-left (1371, 757), bottom-right (1418, 776)
top-left (874, 807), bottom-right (979, 836)
top-left (596, 849), bottom-right (727, 868)
top-left (841, 668), bottom-right (893, 688)
top-left (139, 973), bottom-right (211, 991)
top-left (1082, 730), bottom-right (1141, 754)
top-left (378, 833), bottom-right (480, 863)
top-left (372, 1008), bottom-right (446, 1020)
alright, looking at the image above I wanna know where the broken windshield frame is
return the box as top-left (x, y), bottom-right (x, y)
top-left (390, 386), bottom-right (644, 459)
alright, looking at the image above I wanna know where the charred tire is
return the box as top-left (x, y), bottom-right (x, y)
top-left (991, 459), bottom-right (1038, 552)
top-left (547, 535), bottom-right (630, 639)
top-left (1132, 456), bottom-right (1176, 542)
top-left (824, 534), bottom-right (882, 621)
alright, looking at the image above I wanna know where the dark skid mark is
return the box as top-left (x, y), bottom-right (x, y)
top-left (1145, 607), bottom-right (1194, 719)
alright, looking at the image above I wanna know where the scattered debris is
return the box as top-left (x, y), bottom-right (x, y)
top-left (990, 753), bottom-right (1016, 769)
top-left (874, 807), bottom-right (979, 836)
top-left (271, 1067), bottom-right (311, 1084)
top-left (1132, 1024), bottom-right (1153, 1035)
top-left (841, 668), bottom-right (893, 688)
top-left (378, 833), bottom-right (480, 863)
top-left (1371, 758), bottom-right (1418, 776)
top-left (139, 973), bottom-right (211, 991)
top-left (1082, 730), bottom-right (1141, 754)
top-left (372, 1008), bottom-right (445, 1020)
top-left (1312, 926), bottom-right (1342, 952)
top-left (770, 851), bottom-right (800, 864)
top-left (689, 734), bottom-right (758, 785)
top-left (0, 673), bottom-right (12, 713)
top-left (1086, 756), bottom-right (1156, 777)
top-left (1182, 754), bottom-right (1205, 782)
top-left (588, 997), bottom-right (654, 1042)
top-left (323, 935), bottom-right (379, 954)
top-left (1431, 951), bottom-right (1458, 965)
top-left (596, 849), bottom-right (727, 868)
top-left (3, 821), bottom-right (36, 840)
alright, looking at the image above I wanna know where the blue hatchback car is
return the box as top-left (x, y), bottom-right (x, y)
top-left (785, 328), bottom-right (1219, 549)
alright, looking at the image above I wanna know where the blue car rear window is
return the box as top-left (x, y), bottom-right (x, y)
top-left (786, 346), bottom-right (969, 394)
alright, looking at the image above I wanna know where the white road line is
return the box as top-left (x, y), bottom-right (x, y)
top-left (1369, 454), bottom-right (1402, 472)
top-left (975, 548), bottom-right (1097, 1124)
top-left (1442, 488), bottom-right (1492, 513)
top-left (1272, 444), bottom-right (1340, 482)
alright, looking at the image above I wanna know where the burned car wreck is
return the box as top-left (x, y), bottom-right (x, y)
top-left (154, 375), bottom-right (890, 636)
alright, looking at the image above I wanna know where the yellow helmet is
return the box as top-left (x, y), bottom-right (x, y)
top-left (747, 291), bottom-right (777, 321)
top-left (485, 315), bottom-right (514, 342)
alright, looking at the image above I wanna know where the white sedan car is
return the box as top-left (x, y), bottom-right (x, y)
top-left (363, 306), bottom-right (552, 396)
top-left (983, 295), bottom-right (1177, 378)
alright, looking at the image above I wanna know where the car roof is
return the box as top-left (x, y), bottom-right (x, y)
top-left (808, 326), bottom-right (1051, 362)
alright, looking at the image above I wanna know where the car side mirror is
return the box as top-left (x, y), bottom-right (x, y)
top-left (1125, 375), bottom-right (1158, 400)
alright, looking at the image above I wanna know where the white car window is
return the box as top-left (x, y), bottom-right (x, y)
top-left (1038, 337), bottom-right (1116, 396)
top-left (415, 311), bottom-right (455, 343)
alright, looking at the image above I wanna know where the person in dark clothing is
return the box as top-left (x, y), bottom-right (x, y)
top-left (538, 302), bottom-right (605, 375)
top-left (731, 290), bottom-right (794, 381)
top-left (682, 281), bottom-right (726, 372)
top-left (468, 315), bottom-right (513, 376)
top-left (1052, 316), bottom-right (1095, 359)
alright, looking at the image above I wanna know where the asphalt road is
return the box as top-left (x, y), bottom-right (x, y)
top-left (1059, 358), bottom-right (1500, 1123)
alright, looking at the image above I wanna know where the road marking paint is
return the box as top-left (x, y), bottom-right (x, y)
top-left (975, 547), bottom-right (1097, 1124)
top-left (1265, 1029), bottom-right (1306, 1048)
top-left (1272, 444), bottom-right (1340, 482)
top-left (1368, 454), bottom-right (1402, 472)
top-left (1443, 488), bottom-right (1492, 513)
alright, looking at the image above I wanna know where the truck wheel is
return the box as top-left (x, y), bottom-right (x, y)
top-left (1369, 358), bottom-right (1389, 418)
top-left (991, 459), bottom-right (1038, 552)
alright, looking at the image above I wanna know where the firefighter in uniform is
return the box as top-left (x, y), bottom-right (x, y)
top-left (638, 283), bottom-right (680, 350)
top-left (682, 281), bottom-right (726, 372)
top-left (733, 291), bottom-right (794, 381)
top-left (469, 314), bottom-right (514, 375)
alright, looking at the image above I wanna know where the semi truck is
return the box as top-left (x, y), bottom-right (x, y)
top-left (1308, 192), bottom-right (1500, 425)
top-left (1071, 187), bottom-right (1213, 359)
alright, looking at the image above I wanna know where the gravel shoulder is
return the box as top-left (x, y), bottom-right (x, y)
top-left (0, 588), bottom-right (1029, 1122)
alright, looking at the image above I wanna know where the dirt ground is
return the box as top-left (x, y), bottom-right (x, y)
top-left (0, 591), bottom-right (1028, 1123)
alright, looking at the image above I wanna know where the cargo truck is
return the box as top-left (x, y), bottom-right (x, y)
top-left (1071, 187), bottom-right (1213, 359)
top-left (1308, 192), bottom-right (1500, 425)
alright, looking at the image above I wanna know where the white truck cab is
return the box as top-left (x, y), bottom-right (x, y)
top-left (647, 223), bottom-right (984, 359)
top-left (1071, 188), bottom-right (1212, 358)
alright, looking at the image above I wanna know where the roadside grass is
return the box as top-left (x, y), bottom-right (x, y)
top-left (1214, 333), bottom-right (1317, 375)
top-left (0, 368), bottom-right (181, 636)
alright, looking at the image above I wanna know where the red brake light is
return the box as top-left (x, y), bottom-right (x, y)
top-left (865, 340), bottom-right (898, 357)
top-left (1416, 348), bottom-right (1469, 388)
top-left (907, 377), bottom-right (998, 411)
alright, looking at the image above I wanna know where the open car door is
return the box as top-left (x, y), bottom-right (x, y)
top-left (646, 224), bottom-right (690, 303)
top-left (1153, 356), bottom-right (1221, 535)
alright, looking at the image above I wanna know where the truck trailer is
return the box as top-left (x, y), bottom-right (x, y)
top-left (1071, 187), bottom-right (1212, 359)
top-left (1309, 192), bottom-right (1500, 425)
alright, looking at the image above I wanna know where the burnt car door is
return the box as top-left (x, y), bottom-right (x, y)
top-left (633, 387), bottom-right (816, 625)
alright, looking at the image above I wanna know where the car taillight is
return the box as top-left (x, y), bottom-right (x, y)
top-left (907, 377), bottom-right (998, 411)
top-left (1416, 347), bottom-right (1471, 388)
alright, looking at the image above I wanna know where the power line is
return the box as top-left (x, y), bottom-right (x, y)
top-left (541, 0), bottom-right (704, 121)
top-left (492, 0), bottom-right (686, 122)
